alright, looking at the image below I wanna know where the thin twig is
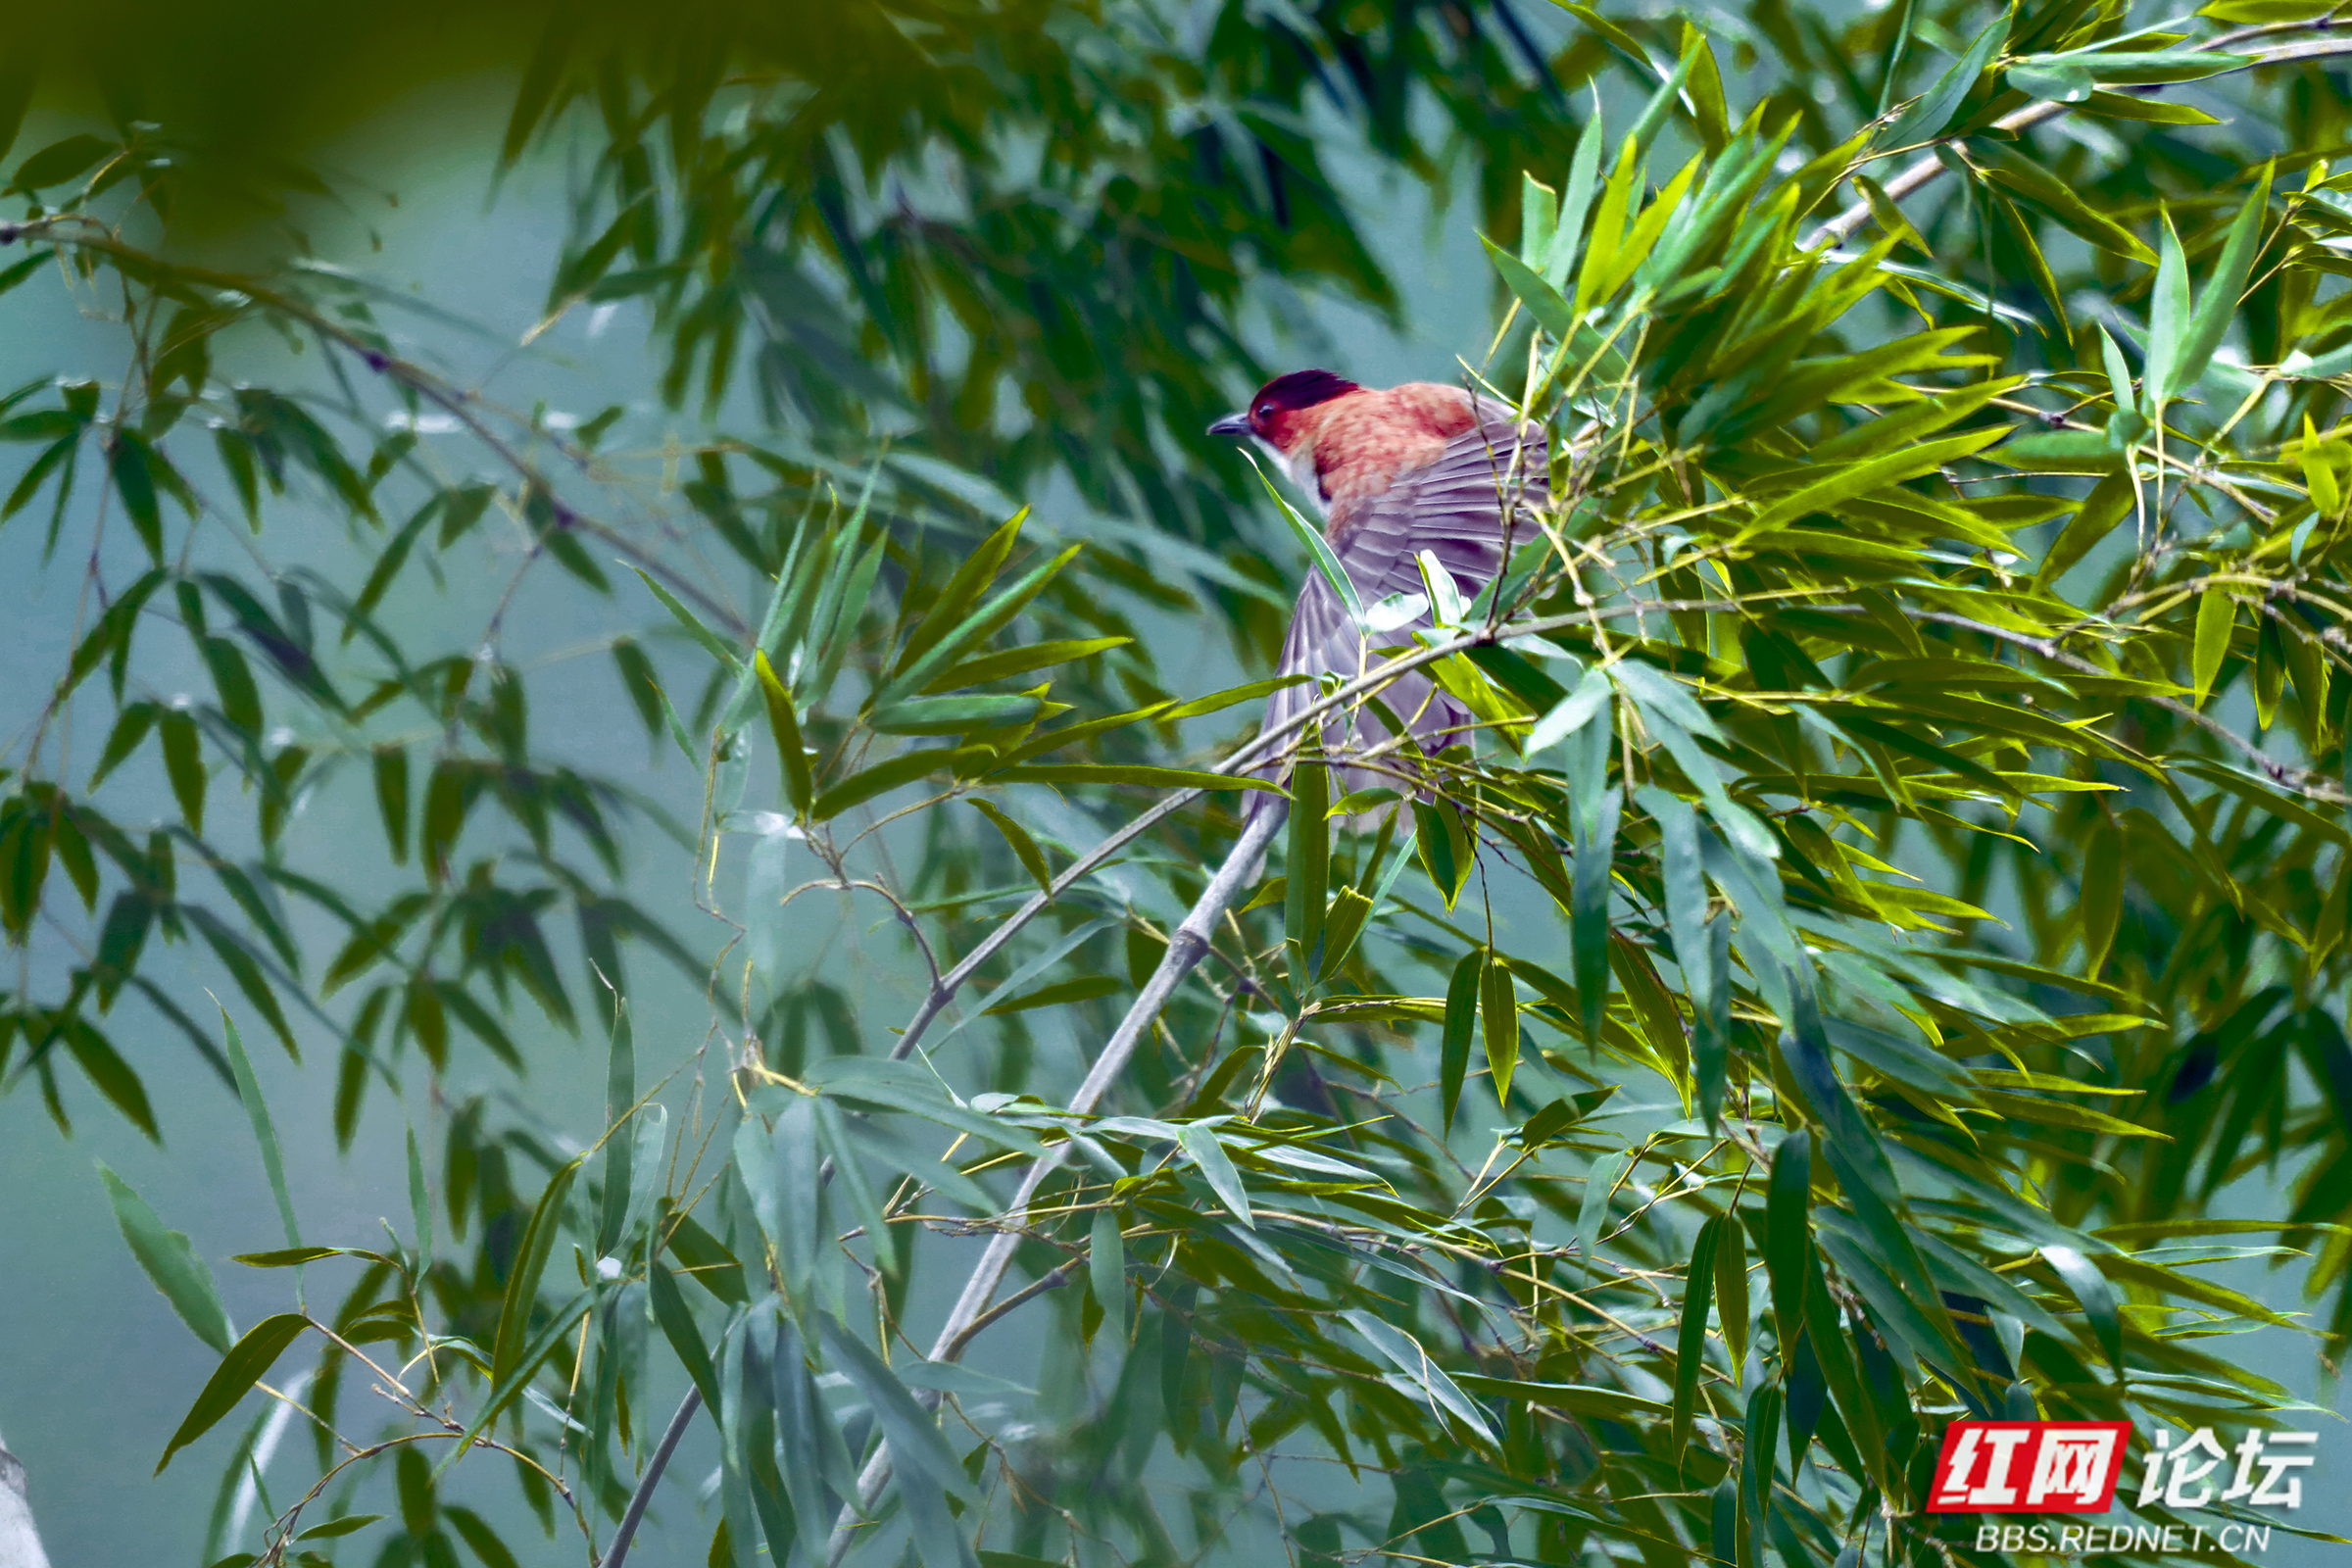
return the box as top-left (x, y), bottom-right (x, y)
top-left (1802, 34), bottom-right (2352, 251)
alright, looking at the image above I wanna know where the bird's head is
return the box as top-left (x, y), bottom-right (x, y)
top-left (1208, 369), bottom-right (1362, 463)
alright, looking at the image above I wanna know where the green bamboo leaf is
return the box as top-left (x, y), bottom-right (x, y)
top-left (662, 1209), bottom-right (749, 1304)
top-left (160, 709), bottom-right (206, 834)
top-left (1672, 1216), bottom-right (1720, 1458)
top-left (754, 649), bottom-right (812, 814)
top-left (10, 133), bottom-right (116, 192)
top-left (1482, 234), bottom-right (1576, 339)
top-left (630, 565), bottom-right (741, 673)
top-left (1316, 886), bottom-right (1376, 979)
top-left (1855, 174), bottom-right (1930, 258)
top-left (99, 1161), bottom-right (234, 1354)
top-left (1549, 111), bottom-right (1605, 286)
top-left (371, 744), bottom-right (410, 863)
top-left (796, 1056), bottom-right (1043, 1152)
top-left (1803, 1257), bottom-right (1887, 1489)
top-left (491, 1157), bottom-right (583, 1386)
top-left (1341, 1310), bottom-right (1494, 1445)
top-left (1766, 1133), bottom-right (1811, 1357)
top-left (1285, 746), bottom-right (1328, 964)
top-left (924, 636), bottom-right (1129, 693)
top-left (895, 509), bottom-right (1028, 675)
top-left (2192, 587), bottom-right (2233, 705)
top-left (1573, 140), bottom-right (1638, 319)
top-left (436, 1287), bottom-right (594, 1483)
top-left (155, 1312), bottom-right (311, 1472)
top-left (878, 542), bottom-right (1082, 705)
top-left (1414, 800), bottom-right (1472, 908)
top-left (59, 1021), bottom-right (157, 1138)
top-left (1739, 428), bottom-right (2008, 540)
top-left (1441, 947), bottom-right (1481, 1134)
top-left (1578, 1150), bottom-right (1634, 1260)
top-left (1179, 1121), bottom-right (1253, 1228)
top-left (1716, 1211), bottom-right (1750, 1380)
top-left (108, 430), bottom-right (166, 562)
top-left (868, 694), bottom-right (1040, 735)
top-left (2006, 59), bottom-right (2096, 103)
top-left (87, 701), bottom-right (158, 790)
top-left (2041, 1245), bottom-right (2123, 1375)
top-left (2144, 211), bottom-right (2191, 408)
top-left (2023, 46), bottom-right (2249, 85)
top-left (1571, 785), bottom-right (1620, 1044)
top-left (1975, 145), bottom-right (2158, 266)
top-left (1244, 452), bottom-right (1361, 627)
top-left (819, 1324), bottom-right (968, 1497)
top-left (2034, 470), bottom-right (2134, 587)
top-left (966, 799), bottom-right (1053, 892)
top-left (649, 1260), bottom-right (721, 1415)
top-left (811, 746), bottom-right (983, 819)
top-left (219, 1006), bottom-right (301, 1252)
top-left (445, 1507), bottom-right (519, 1568)
top-left (2176, 170), bottom-right (2271, 397)
top-left (1885, 13), bottom-right (2009, 145)
top-left (1091, 1207), bottom-right (1126, 1347)
top-left (2252, 605), bottom-right (2286, 732)
top-left (1481, 956), bottom-right (1520, 1107)
top-left (819, 1318), bottom-right (983, 1568)
top-left (1518, 171), bottom-right (1555, 270)
top-left (981, 974), bottom-right (1121, 1015)
top-left (2081, 817), bottom-right (2125, 975)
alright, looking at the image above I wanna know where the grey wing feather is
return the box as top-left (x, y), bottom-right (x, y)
top-left (1253, 403), bottom-right (1546, 802)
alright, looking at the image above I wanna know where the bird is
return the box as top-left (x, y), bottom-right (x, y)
top-left (1209, 369), bottom-right (1547, 804)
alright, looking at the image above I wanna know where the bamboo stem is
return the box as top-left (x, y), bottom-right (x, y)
top-left (825, 803), bottom-right (1288, 1565)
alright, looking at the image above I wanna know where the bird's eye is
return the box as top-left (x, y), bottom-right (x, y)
top-left (1253, 404), bottom-right (1271, 421)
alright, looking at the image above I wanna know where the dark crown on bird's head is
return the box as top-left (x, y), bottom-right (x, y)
top-left (1248, 368), bottom-right (1359, 435)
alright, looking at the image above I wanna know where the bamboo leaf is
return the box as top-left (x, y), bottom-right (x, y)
top-left (1441, 947), bottom-right (1481, 1134)
top-left (1179, 1121), bottom-right (1253, 1228)
top-left (754, 649), bottom-right (812, 814)
top-left (1286, 746), bottom-right (1328, 964)
top-left (1672, 1216), bottom-right (1720, 1457)
top-left (1886, 13), bottom-right (2009, 145)
top-left (2193, 587), bottom-right (2233, 705)
top-left (155, 1313), bottom-right (311, 1473)
top-left (966, 799), bottom-right (1053, 892)
top-left (2176, 170), bottom-right (2271, 396)
top-left (1716, 1213), bottom-right (1750, 1379)
top-left (1481, 955), bottom-right (1520, 1106)
top-left (98, 1161), bottom-right (234, 1354)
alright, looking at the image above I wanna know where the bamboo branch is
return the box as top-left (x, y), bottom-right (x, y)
top-left (601, 1385), bottom-right (703, 1568)
top-left (827, 801), bottom-right (1288, 1565)
top-left (1803, 34), bottom-right (2352, 251)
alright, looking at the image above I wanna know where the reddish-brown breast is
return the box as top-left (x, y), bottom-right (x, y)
top-left (1296, 383), bottom-right (1478, 533)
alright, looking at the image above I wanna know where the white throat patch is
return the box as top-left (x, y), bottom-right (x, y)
top-left (1251, 436), bottom-right (1327, 517)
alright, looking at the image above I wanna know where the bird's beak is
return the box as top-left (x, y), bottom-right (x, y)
top-left (1207, 412), bottom-right (1250, 438)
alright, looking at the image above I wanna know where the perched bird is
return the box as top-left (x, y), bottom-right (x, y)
top-left (1210, 369), bottom-right (1547, 800)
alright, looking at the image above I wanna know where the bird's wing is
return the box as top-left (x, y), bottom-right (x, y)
top-left (1255, 407), bottom-right (1546, 794)
top-left (1334, 400), bottom-right (1548, 605)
